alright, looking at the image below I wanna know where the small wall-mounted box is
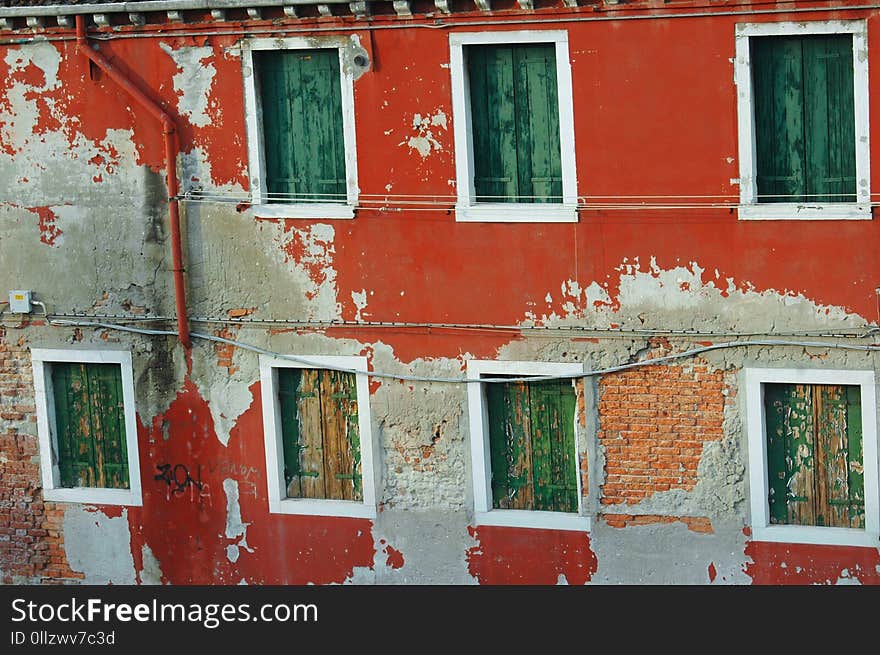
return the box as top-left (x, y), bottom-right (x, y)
top-left (9, 290), bottom-right (32, 313)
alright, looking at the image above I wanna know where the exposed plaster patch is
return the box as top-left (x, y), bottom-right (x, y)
top-left (139, 544), bottom-right (163, 585)
top-left (273, 222), bottom-right (341, 319)
top-left (351, 289), bottom-right (368, 322)
top-left (62, 506), bottom-right (136, 584)
top-left (399, 109), bottom-right (447, 159)
top-left (159, 42), bottom-right (217, 128)
top-left (223, 478), bottom-right (253, 563)
top-left (526, 257), bottom-right (866, 332)
top-left (180, 146), bottom-right (247, 196)
top-left (189, 331), bottom-right (256, 448)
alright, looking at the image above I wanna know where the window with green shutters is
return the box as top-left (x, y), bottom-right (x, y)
top-left (467, 43), bottom-right (563, 204)
top-left (751, 34), bottom-right (856, 204)
top-left (256, 49), bottom-right (347, 204)
top-left (485, 377), bottom-right (578, 512)
top-left (50, 362), bottom-right (130, 490)
top-left (277, 368), bottom-right (362, 501)
top-left (763, 383), bottom-right (864, 529)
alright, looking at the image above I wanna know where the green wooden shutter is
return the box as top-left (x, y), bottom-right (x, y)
top-left (752, 35), bottom-right (855, 204)
top-left (278, 367), bottom-right (305, 495)
top-left (486, 378), bottom-right (577, 512)
top-left (529, 379), bottom-right (578, 512)
top-left (844, 385), bottom-right (865, 527)
top-left (258, 49), bottom-right (347, 204)
top-left (277, 368), bottom-right (362, 501)
top-left (752, 37), bottom-right (806, 203)
top-left (52, 362), bottom-right (129, 489)
top-left (764, 383), bottom-right (863, 528)
top-left (487, 381), bottom-right (534, 509)
top-left (803, 36), bottom-right (856, 203)
top-left (468, 44), bottom-right (562, 203)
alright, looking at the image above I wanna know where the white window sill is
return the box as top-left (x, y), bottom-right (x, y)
top-left (738, 203), bottom-right (872, 221)
top-left (455, 203), bottom-right (578, 223)
top-left (252, 203), bottom-right (356, 220)
top-left (474, 509), bottom-right (590, 532)
top-left (269, 497), bottom-right (376, 519)
top-left (751, 525), bottom-right (880, 548)
top-left (42, 487), bottom-right (141, 506)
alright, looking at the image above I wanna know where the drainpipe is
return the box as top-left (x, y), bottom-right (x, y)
top-left (75, 15), bottom-right (191, 349)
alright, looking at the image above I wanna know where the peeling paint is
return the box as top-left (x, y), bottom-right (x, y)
top-left (400, 109), bottom-right (447, 158)
top-left (159, 42), bottom-right (218, 129)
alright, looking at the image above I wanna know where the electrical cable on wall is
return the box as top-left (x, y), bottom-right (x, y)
top-left (38, 315), bottom-right (880, 386)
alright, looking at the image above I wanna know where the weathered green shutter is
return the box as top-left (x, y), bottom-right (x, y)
top-left (752, 35), bottom-right (855, 204)
top-left (486, 378), bottom-right (577, 512)
top-left (803, 36), bottom-right (856, 203)
top-left (764, 383), bottom-right (863, 528)
top-left (277, 368), bottom-right (362, 501)
top-left (52, 362), bottom-right (129, 489)
top-left (487, 381), bottom-right (534, 509)
top-left (468, 44), bottom-right (562, 203)
top-left (258, 49), bottom-right (346, 204)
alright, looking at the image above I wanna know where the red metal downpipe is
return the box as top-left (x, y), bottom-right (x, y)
top-left (75, 15), bottom-right (191, 348)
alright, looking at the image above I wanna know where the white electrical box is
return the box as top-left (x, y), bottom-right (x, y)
top-left (9, 290), bottom-right (32, 313)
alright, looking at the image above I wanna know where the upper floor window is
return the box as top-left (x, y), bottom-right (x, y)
top-left (735, 21), bottom-right (870, 220)
top-left (242, 38), bottom-right (359, 220)
top-left (450, 31), bottom-right (578, 223)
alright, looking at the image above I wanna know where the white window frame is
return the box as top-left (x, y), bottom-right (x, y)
top-left (466, 360), bottom-right (589, 531)
top-left (745, 368), bottom-right (879, 547)
top-left (242, 37), bottom-right (359, 220)
top-left (734, 20), bottom-right (870, 221)
top-left (31, 348), bottom-right (143, 506)
top-left (449, 31), bottom-right (579, 223)
top-left (259, 354), bottom-right (377, 519)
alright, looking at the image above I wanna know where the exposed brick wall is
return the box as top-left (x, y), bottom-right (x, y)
top-left (0, 327), bottom-right (80, 583)
top-left (602, 513), bottom-right (714, 533)
top-left (598, 361), bottom-right (727, 506)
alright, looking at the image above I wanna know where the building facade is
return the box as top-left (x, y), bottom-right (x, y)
top-left (1, 0), bottom-right (879, 584)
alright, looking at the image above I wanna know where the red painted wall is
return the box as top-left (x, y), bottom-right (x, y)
top-left (3, 5), bottom-right (880, 584)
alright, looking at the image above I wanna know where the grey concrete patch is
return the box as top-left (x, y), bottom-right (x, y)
top-left (62, 507), bottom-right (136, 584)
top-left (590, 519), bottom-right (751, 584)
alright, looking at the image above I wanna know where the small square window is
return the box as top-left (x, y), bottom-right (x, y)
top-left (243, 38), bottom-right (359, 220)
top-left (31, 349), bottom-right (142, 506)
top-left (467, 360), bottom-right (589, 531)
top-left (450, 32), bottom-right (578, 223)
top-left (260, 355), bottom-right (377, 518)
top-left (745, 368), bottom-right (880, 547)
top-left (734, 21), bottom-right (870, 220)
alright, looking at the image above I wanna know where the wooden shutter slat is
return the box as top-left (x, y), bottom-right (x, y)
top-left (487, 381), bottom-right (534, 509)
top-left (296, 369), bottom-right (326, 499)
top-left (845, 385), bottom-right (865, 527)
top-left (803, 36), bottom-right (856, 203)
top-left (785, 384), bottom-right (817, 526)
top-left (51, 363), bottom-right (75, 487)
top-left (90, 364), bottom-right (128, 489)
top-left (528, 382), bottom-right (553, 511)
top-left (764, 383), bottom-right (790, 523)
top-left (753, 37), bottom-right (806, 203)
top-left (514, 45), bottom-right (562, 204)
top-left (278, 367), bottom-right (303, 497)
top-left (814, 384), bottom-right (851, 527)
top-left (319, 370), bottom-right (362, 501)
top-left (469, 46), bottom-right (519, 203)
